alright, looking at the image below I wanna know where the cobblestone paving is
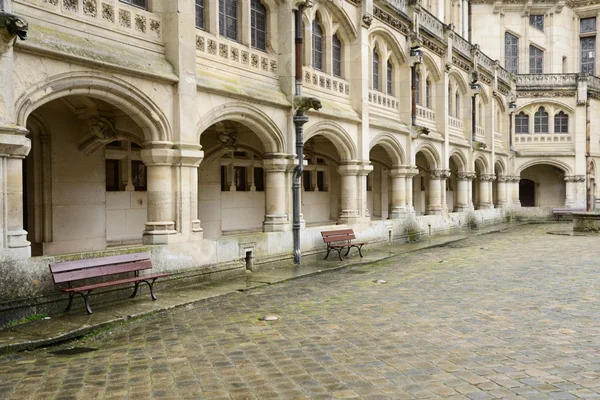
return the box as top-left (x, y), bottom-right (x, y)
top-left (3, 224), bottom-right (600, 400)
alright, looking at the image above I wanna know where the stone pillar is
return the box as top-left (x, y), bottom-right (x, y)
top-left (511, 176), bottom-right (521, 206)
top-left (141, 148), bottom-right (177, 244)
top-left (263, 155), bottom-right (291, 232)
top-left (496, 175), bottom-right (508, 207)
top-left (427, 170), bottom-right (444, 215)
top-left (466, 173), bottom-right (475, 210)
top-left (173, 148), bottom-right (204, 240)
top-left (564, 175), bottom-right (585, 207)
top-left (338, 164), bottom-right (360, 225)
top-left (390, 167), bottom-right (408, 219)
top-left (0, 128), bottom-right (32, 258)
top-left (479, 174), bottom-right (495, 209)
top-left (455, 172), bottom-right (471, 211)
top-left (358, 163), bottom-right (373, 221)
top-left (406, 169), bottom-right (418, 215)
top-left (440, 170), bottom-right (451, 212)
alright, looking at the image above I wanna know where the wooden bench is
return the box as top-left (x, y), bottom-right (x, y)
top-left (321, 229), bottom-right (367, 261)
top-left (552, 207), bottom-right (586, 220)
top-left (49, 252), bottom-right (168, 315)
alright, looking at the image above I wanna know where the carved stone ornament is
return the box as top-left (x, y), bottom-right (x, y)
top-left (216, 127), bottom-right (238, 150)
top-left (496, 175), bottom-right (508, 182)
top-left (479, 174), bottom-right (496, 182)
top-left (445, 62), bottom-right (452, 72)
top-left (0, 12), bottom-right (28, 52)
top-left (362, 13), bottom-right (373, 28)
top-left (428, 170), bottom-right (444, 179)
top-left (565, 175), bottom-right (585, 182)
top-left (89, 117), bottom-right (117, 141)
top-left (457, 172), bottom-right (476, 180)
top-left (294, 96), bottom-right (322, 113)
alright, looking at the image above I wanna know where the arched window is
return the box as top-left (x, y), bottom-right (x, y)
top-left (387, 61), bottom-right (393, 95)
top-left (332, 34), bottom-right (342, 77)
top-left (415, 72), bottom-right (421, 105)
top-left (312, 19), bottom-right (323, 70)
top-left (554, 111), bottom-right (569, 133)
top-left (373, 48), bottom-right (380, 91)
top-left (455, 92), bottom-right (460, 117)
top-left (196, 0), bottom-right (205, 30)
top-left (478, 102), bottom-right (483, 126)
top-left (534, 107), bottom-right (549, 133)
top-left (425, 79), bottom-right (431, 108)
top-left (448, 85), bottom-right (452, 116)
top-left (219, 0), bottom-right (238, 41)
top-left (515, 112), bottom-right (529, 134)
top-left (251, 0), bottom-right (267, 51)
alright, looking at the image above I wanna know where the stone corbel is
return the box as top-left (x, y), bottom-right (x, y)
top-left (0, 125), bottom-right (31, 158)
top-left (141, 147), bottom-right (175, 166)
top-left (362, 13), bottom-right (373, 28)
top-left (0, 12), bottom-right (28, 53)
top-left (172, 146), bottom-right (204, 167)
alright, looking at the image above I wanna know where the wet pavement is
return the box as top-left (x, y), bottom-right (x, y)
top-left (3, 223), bottom-right (600, 399)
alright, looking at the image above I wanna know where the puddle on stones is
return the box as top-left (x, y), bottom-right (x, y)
top-left (50, 347), bottom-right (98, 356)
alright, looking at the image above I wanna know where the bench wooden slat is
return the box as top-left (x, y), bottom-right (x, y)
top-left (62, 273), bottom-right (168, 293)
top-left (51, 260), bottom-right (152, 284)
top-left (49, 252), bottom-right (151, 274)
top-left (321, 228), bottom-right (367, 261)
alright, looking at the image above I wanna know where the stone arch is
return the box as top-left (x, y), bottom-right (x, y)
top-left (414, 141), bottom-right (440, 169)
top-left (304, 121), bottom-right (357, 161)
top-left (421, 52), bottom-right (442, 81)
top-left (306, 0), bottom-right (357, 41)
top-left (197, 102), bottom-right (285, 154)
top-left (516, 159), bottom-right (573, 176)
top-left (517, 100), bottom-right (575, 115)
top-left (448, 70), bottom-right (469, 94)
top-left (493, 92), bottom-right (506, 112)
top-left (369, 132), bottom-right (405, 166)
top-left (494, 158), bottom-right (507, 175)
top-left (449, 149), bottom-right (468, 171)
top-left (474, 156), bottom-right (489, 174)
top-left (15, 71), bottom-right (172, 143)
top-left (368, 26), bottom-right (407, 64)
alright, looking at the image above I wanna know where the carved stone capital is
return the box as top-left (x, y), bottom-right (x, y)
top-left (428, 169), bottom-right (444, 179)
top-left (457, 172), bottom-right (476, 180)
top-left (565, 175), bottom-right (585, 183)
top-left (479, 174), bottom-right (496, 182)
top-left (496, 175), bottom-right (508, 182)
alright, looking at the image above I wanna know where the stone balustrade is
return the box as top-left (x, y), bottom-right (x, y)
top-left (369, 90), bottom-right (399, 110)
top-left (420, 9), bottom-right (444, 39)
top-left (303, 68), bottom-right (350, 96)
top-left (17, 0), bottom-right (162, 41)
top-left (416, 105), bottom-right (435, 121)
top-left (516, 74), bottom-right (578, 89)
top-left (475, 125), bottom-right (485, 140)
top-left (514, 134), bottom-right (572, 144)
top-left (477, 52), bottom-right (495, 74)
top-left (453, 33), bottom-right (471, 58)
top-left (448, 116), bottom-right (463, 130)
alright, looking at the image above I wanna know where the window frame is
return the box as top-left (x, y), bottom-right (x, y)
top-left (554, 111), bottom-right (569, 133)
top-left (425, 78), bottom-right (431, 109)
top-left (515, 112), bottom-right (529, 134)
top-left (373, 47), bottom-right (380, 91)
top-left (312, 19), bottom-right (324, 71)
top-left (386, 60), bottom-right (393, 95)
top-left (119, 0), bottom-right (147, 10)
top-left (529, 45), bottom-right (544, 74)
top-left (455, 92), bottom-right (460, 118)
top-left (196, 0), bottom-right (205, 30)
top-left (534, 107), bottom-right (549, 134)
top-left (529, 15), bottom-right (544, 31)
top-left (219, 0), bottom-right (239, 41)
top-left (505, 32), bottom-right (519, 74)
top-left (250, 0), bottom-right (267, 51)
top-left (332, 33), bottom-right (342, 78)
top-left (415, 71), bottom-right (421, 105)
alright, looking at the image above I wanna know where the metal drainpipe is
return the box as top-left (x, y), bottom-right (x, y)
top-left (292, 7), bottom-right (307, 264)
top-left (467, 0), bottom-right (472, 43)
top-left (411, 65), bottom-right (417, 125)
top-left (471, 94), bottom-right (477, 143)
top-left (586, 99), bottom-right (591, 212)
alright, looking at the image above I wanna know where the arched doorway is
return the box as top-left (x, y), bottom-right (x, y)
top-left (519, 164), bottom-right (566, 207)
top-left (414, 147), bottom-right (441, 215)
top-left (368, 145), bottom-right (392, 220)
top-left (519, 179), bottom-right (536, 207)
top-left (23, 96), bottom-right (149, 256)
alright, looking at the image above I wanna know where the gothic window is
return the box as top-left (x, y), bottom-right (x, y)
top-left (554, 111), bottom-right (569, 133)
top-left (251, 0), bottom-right (267, 51)
top-left (425, 79), bottom-right (431, 108)
top-left (529, 15), bottom-right (544, 30)
top-left (505, 32), bottom-right (519, 74)
top-left (333, 34), bottom-right (342, 77)
top-left (312, 19), bottom-right (323, 70)
top-left (219, 0), bottom-right (238, 41)
top-left (448, 85), bottom-right (452, 116)
top-left (120, 0), bottom-right (147, 9)
top-left (415, 72), bottom-right (421, 105)
top-left (515, 112), bottom-right (529, 134)
top-left (529, 45), bottom-right (544, 74)
top-left (196, 0), bottom-right (205, 30)
top-left (478, 103), bottom-right (483, 126)
top-left (455, 92), bottom-right (460, 117)
top-left (373, 48), bottom-right (380, 91)
top-left (581, 37), bottom-right (596, 75)
top-left (581, 17), bottom-right (597, 33)
top-left (534, 107), bottom-right (549, 133)
top-left (387, 61), bottom-right (393, 95)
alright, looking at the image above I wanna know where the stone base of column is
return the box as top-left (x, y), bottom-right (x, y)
top-left (338, 210), bottom-right (360, 225)
top-left (512, 200), bottom-right (521, 207)
top-left (426, 207), bottom-right (444, 216)
top-left (5, 230), bottom-right (31, 259)
top-left (390, 207), bottom-right (407, 219)
top-left (190, 219), bottom-right (203, 241)
top-left (455, 205), bottom-right (470, 212)
top-left (143, 221), bottom-right (177, 245)
top-left (263, 214), bottom-right (290, 232)
top-left (496, 201), bottom-right (508, 208)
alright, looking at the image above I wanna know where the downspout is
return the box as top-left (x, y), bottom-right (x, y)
top-left (467, 0), bottom-right (472, 43)
top-left (292, 7), bottom-right (308, 264)
top-left (471, 94), bottom-right (477, 143)
top-left (586, 99), bottom-right (591, 212)
top-left (411, 65), bottom-right (417, 125)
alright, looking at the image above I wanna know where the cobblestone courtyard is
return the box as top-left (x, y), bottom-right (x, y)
top-left (2, 224), bottom-right (600, 400)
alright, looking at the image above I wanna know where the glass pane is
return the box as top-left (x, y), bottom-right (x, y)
top-left (312, 20), bottom-right (323, 70)
top-left (505, 33), bottom-right (519, 74)
top-left (581, 17), bottom-right (597, 33)
top-left (387, 61), bottom-right (393, 95)
top-left (333, 35), bottom-right (341, 77)
top-left (373, 49), bottom-right (379, 91)
top-left (529, 15), bottom-right (544, 30)
top-left (196, 0), bottom-right (205, 29)
top-left (581, 37), bottom-right (595, 75)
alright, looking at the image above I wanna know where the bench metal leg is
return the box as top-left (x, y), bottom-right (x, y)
top-left (139, 278), bottom-right (159, 301)
top-left (130, 281), bottom-right (140, 299)
top-left (65, 293), bottom-right (75, 312)
top-left (324, 246), bottom-right (332, 260)
top-left (356, 244), bottom-right (364, 258)
top-left (336, 248), bottom-right (344, 261)
top-left (76, 291), bottom-right (93, 315)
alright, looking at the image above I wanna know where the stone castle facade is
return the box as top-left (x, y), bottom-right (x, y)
top-left (0, 0), bottom-right (597, 320)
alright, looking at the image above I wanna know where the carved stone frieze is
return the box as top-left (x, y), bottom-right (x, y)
top-left (452, 55), bottom-right (472, 73)
top-left (565, 175), bottom-right (585, 182)
top-left (516, 91), bottom-right (577, 98)
top-left (373, 6), bottom-right (410, 35)
top-left (422, 36), bottom-right (446, 56)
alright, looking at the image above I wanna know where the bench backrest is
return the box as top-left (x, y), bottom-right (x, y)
top-left (321, 229), bottom-right (356, 243)
top-left (49, 252), bottom-right (152, 284)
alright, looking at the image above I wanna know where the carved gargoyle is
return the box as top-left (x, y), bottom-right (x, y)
top-left (0, 12), bottom-right (28, 52)
top-left (295, 0), bottom-right (313, 9)
top-left (294, 96), bottom-right (322, 114)
top-left (89, 116), bottom-right (118, 141)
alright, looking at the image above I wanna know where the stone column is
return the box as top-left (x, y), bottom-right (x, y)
top-left (427, 170), bottom-right (444, 215)
top-left (564, 175), bottom-right (585, 207)
top-left (478, 174), bottom-right (495, 209)
top-left (358, 163), bottom-right (373, 220)
top-left (440, 169), bottom-right (451, 212)
top-left (496, 175), bottom-right (508, 207)
top-left (390, 167), bottom-right (408, 219)
top-left (510, 176), bottom-right (521, 206)
top-left (173, 148), bottom-right (204, 240)
top-left (455, 172), bottom-right (471, 212)
top-left (0, 128), bottom-right (32, 258)
top-left (263, 155), bottom-right (291, 232)
top-left (338, 164), bottom-right (360, 225)
top-left (406, 169), bottom-right (418, 215)
top-left (466, 173), bottom-right (475, 210)
top-left (141, 148), bottom-right (177, 244)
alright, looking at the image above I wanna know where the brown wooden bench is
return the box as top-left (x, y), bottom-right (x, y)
top-left (49, 252), bottom-right (167, 315)
top-left (321, 229), bottom-right (367, 261)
